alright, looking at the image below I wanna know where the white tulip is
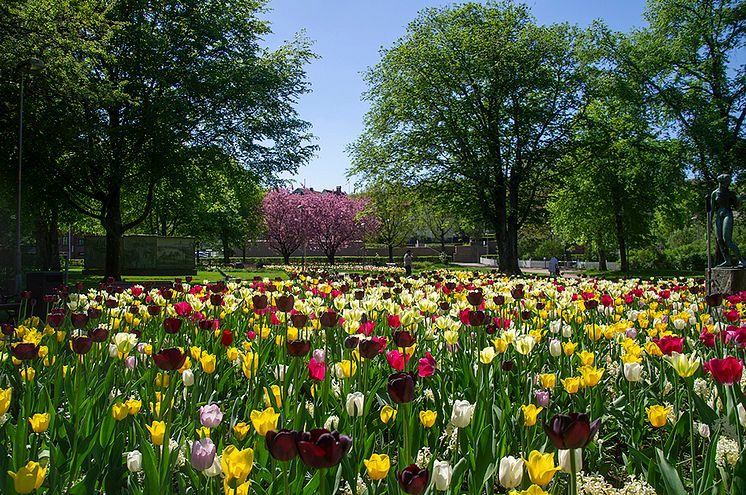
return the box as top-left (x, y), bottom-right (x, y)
top-left (562, 325), bottom-right (573, 338)
top-left (498, 456), bottom-right (523, 488)
top-left (108, 343), bottom-right (118, 358)
top-left (126, 450), bottom-right (143, 473)
top-left (558, 449), bottom-right (583, 473)
top-left (450, 400), bottom-right (475, 428)
top-left (345, 392), bottom-right (364, 417)
top-left (738, 403), bottom-right (746, 427)
top-left (549, 339), bottom-right (562, 357)
top-left (182, 369), bottom-right (195, 387)
top-left (432, 460), bottom-right (453, 491)
top-left (204, 455), bottom-right (222, 477)
top-left (623, 362), bottom-right (643, 382)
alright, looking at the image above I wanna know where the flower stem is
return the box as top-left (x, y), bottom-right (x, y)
top-left (569, 448), bottom-right (578, 495)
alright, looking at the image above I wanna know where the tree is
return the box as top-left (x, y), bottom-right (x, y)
top-left (365, 181), bottom-right (418, 261)
top-left (262, 189), bottom-right (307, 264)
top-left (350, 2), bottom-right (594, 274)
top-left (609, 0), bottom-right (745, 182)
top-left (418, 203), bottom-right (459, 251)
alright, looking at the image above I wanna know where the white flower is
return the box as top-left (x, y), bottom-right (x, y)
top-left (274, 364), bottom-right (288, 381)
top-left (324, 415), bottom-right (340, 430)
top-left (737, 403), bottom-right (746, 427)
top-left (623, 362), bottom-right (643, 382)
top-left (204, 455), bottom-right (222, 477)
top-left (450, 400), bottom-right (475, 428)
top-left (549, 339), bottom-right (562, 357)
top-left (345, 392), bottom-right (364, 417)
top-left (562, 325), bottom-right (573, 338)
top-left (697, 422), bottom-right (710, 439)
top-left (558, 449), bottom-right (583, 473)
top-left (126, 450), bottom-right (143, 473)
top-left (432, 460), bottom-right (453, 491)
top-left (498, 456), bottom-right (523, 488)
top-left (182, 369), bottom-right (195, 387)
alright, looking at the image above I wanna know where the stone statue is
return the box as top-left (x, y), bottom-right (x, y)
top-left (711, 173), bottom-right (746, 267)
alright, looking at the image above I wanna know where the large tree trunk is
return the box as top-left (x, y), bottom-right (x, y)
top-left (282, 252), bottom-right (290, 264)
top-left (102, 187), bottom-right (124, 281)
top-left (499, 177), bottom-right (521, 275)
top-left (598, 249), bottom-right (607, 271)
top-left (615, 213), bottom-right (629, 272)
top-left (327, 249), bottom-right (335, 265)
top-left (388, 244), bottom-right (394, 262)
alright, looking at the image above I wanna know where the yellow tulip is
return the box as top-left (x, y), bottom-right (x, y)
top-left (419, 410), bottom-right (437, 428)
top-left (200, 353), bottom-right (216, 374)
top-left (561, 377), bottom-right (582, 394)
top-left (538, 374), bottom-right (556, 389)
top-left (249, 407), bottom-right (279, 437)
top-left (233, 422), bottom-right (251, 440)
top-left (264, 385), bottom-right (283, 408)
top-left (242, 352), bottom-right (259, 379)
top-left (227, 347), bottom-right (239, 361)
top-left (7, 461), bottom-right (46, 494)
top-left (562, 342), bottom-right (577, 356)
top-left (577, 351), bottom-right (594, 366)
top-left (21, 368), bottom-right (35, 382)
top-left (196, 426), bottom-right (211, 438)
top-left (221, 445), bottom-right (254, 488)
top-left (112, 402), bottom-right (129, 421)
top-left (524, 450), bottom-right (560, 486)
top-left (29, 413), bottom-right (50, 433)
top-left (364, 453), bottom-right (390, 480)
top-left (190, 346), bottom-right (203, 360)
top-left (579, 366), bottom-right (605, 388)
top-left (0, 388), bottom-right (11, 416)
top-left (493, 337), bottom-right (508, 353)
top-left (480, 346), bottom-right (496, 364)
top-left (644, 341), bottom-right (663, 357)
top-left (646, 405), bottom-right (670, 428)
top-left (126, 399), bottom-right (142, 415)
top-left (521, 404), bottom-right (543, 427)
top-left (380, 405), bottom-right (397, 425)
top-left (146, 420), bottom-right (166, 445)
top-left (585, 324), bottom-right (603, 341)
top-left (509, 485), bottom-right (550, 495)
top-left (336, 359), bottom-right (357, 378)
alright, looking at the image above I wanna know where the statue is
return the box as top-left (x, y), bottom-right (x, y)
top-left (710, 174), bottom-right (746, 268)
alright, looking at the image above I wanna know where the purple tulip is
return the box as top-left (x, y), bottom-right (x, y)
top-left (124, 356), bottom-right (136, 369)
top-left (535, 389), bottom-right (550, 408)
top-left (199, 404), bottom-right (223, 428)
top-left (625, 328), bottom-right (637, 339)
top-left (313, 348), bottom-right (326, 362)
top-left (191, 438), bottom-right (216, 471)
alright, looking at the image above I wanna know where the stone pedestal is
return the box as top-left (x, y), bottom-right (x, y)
top-left (708, 267), bottom-right (746, 294)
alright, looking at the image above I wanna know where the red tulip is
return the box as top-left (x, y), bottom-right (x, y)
top-left (163, 317), bottom-right (182, 334)
top-left (417, 352), bottom-right (436, 378)
top-left (296, 429), bottom-right (352, 469)
top-left (653, 336), bottom-right (684, 356)
top-left (308, 358), bottom-right (325, 381)
top-left (11, 342), bottom-right (39, 361)
top-left (152, 348), bottom-right (187, 371)
top-left (387, 372), bottom-right (416, 403)
top-left (543, 412), bottom-right (601, 449)
top-left (704, 357), bottom-right (744, 384)
top-left (220, 330), bottom-right (233, 347)
top-left (397, 465), bottom-right (429, 495)
top-left (71, 336), bottom-right (93, 355)
top-left (287, 339), bottom-right (311, 357)
top-left (265, 429), bottom-right (299, 461)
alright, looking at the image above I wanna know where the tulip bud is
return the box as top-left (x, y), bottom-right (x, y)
top-left (126, 450), bottom-right (143, 472)
top-left (182, 369), bottom-right (195, 387)
top-left (535, 389), bottom-right (550, 408)
top-left (109, 344), bottom-right (118, 358)
top-left (432, 460), bottom-right (453, 491)
top-left (558, 449), bottom-right (582, 473)
top-left (450, 400), bottom-right (475, 428)
top-left (623, 362), bottom-right (642, 382)
top-left (562, 325), bottom-right (573, 338)
top-left (345, 392), bottom-right (365, 417)
top-left (738, 403), bottom-right (746, 427)
top-left (498, 455), bottom-right (523, 488)
top-left (549, 339), bottom-right (561, 357)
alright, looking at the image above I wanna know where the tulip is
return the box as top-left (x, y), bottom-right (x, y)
top-left (182, 369), bottom-right (195, 387)
top-left (653, 336), bottom-right (684, 356)
top-left (623, 362), bottom-right (643, 382)
top-left (521, 404), bottom-right (543, 427)
top-left (664, 352), bottom-right (700, 378)
top-left (562, 342), bottom-right (577, 356)
top-left (308, 357), bottom-right (325, 381)
top-left (11, 342), bottom-right (39, 361)
top-left (514, 335), bottom-right (536, 355)
top-left (287, 339), bottom-right (311, 357)
top-left (549, 339), bottom-right (561, 357)
top-left (112, 402), bottom-right (129, 421)
top-left (364, 453), bottom-right (390, 480)
top-left (276, 294), bottom-right (294, 312)
top-left (397, 464), bottom-right (429, 494)
top-left (296, 429), bottom-right (352, 468)
top-left (265, 429), bottom-right (299, 461)
top-left (191, 437), bottom-right (217, 471)
top-left (8, 461), bottom-right (47, 493)
top-left (359, 338), bottom-right (384, 358)
top-left (450, 400), bottom-right (475, 428)
top-left (146, 420), bottom-right (166, 445)
top-left (250, 407), bottom-right (280, 436)
top-left (0, 388), bottom-right (12, 416)
top-left (29, 412), bottom-right (50, 433)
top-left (579, 366), bottom-right (604, 387)
top-left (126, 450), bottom-right (143, 472)
top-left (152, 347), bottom-right (186, 371)
top-left (646, 405), bottom-right (670, 428)
top-left (538, 373), bottom-right (556, 389)
top-left (535, 390), bottom-right (550, 408)
top-left (387, 372), bottom-right (416, 404)
top-left (393, 330), bottom-right (416, 347)
top-left (418, 352), bottom-right (436, 377)
top-left (126, 399), bottom-right (141, 415)
top-left (737, 403), bottom-right (746, 427)
top-left (199, 353), bottom-right (216, 374)
top-left (71, 336), bottom-right (93, 355)
top-left (200, 404), bottom-right (223, 428)
top-left (432, 460), bottom-right (452, 491)
top-left (480, 346), bottom-right (496, 364)
top-left (380, 405), bottom-right (397, 424)
top-left (558, 449), bottom-right (583, 473)
top-left (345, 392), bottom-right (364, 417)
top-left (511, 485), bottom-right (551, 495)
top-left (524, 450), bottom-right (560, 486)
top-left (498, 455), bottom-right (524, 488)
top-left (703, 356), bottom-right (744, 384)
top-left (543, 413), bottom-right (600, 450)
top-left (163, 317), bottom-right (182, 334)
top-left (561, 377), bottom-right (581, 394)
top-left (419, 410), bottom-right (437, 428)
top-left (221, 445), bottom-right (254, 488)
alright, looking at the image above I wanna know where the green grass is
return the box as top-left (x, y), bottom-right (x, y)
top-left (578, 268), bottom-right (702, 280)
top-left (63, 266), bottom-right (288, 288)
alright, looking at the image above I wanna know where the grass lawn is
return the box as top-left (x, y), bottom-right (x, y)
top-left (63, 266), bottom-right (288, 288)
top-left (578, 268), bottom-right (703, 281)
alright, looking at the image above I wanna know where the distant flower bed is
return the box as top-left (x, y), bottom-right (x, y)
top-left (267, 263), bottom-right (406, 274)
top-left (1, 273), bottom-right (745, 494)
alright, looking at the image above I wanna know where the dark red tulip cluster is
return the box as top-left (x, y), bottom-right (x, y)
top-left (296, 429), bottom-right (352, 468)
top-left (265, 429), bottom-right (299, 461)
top-left (152, 347), bottom-right (187, 371)
top-left (543, 412), bottom-right (601, 450)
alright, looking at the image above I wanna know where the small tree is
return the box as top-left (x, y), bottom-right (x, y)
top-left (366, 181), bottom-right (417, 261)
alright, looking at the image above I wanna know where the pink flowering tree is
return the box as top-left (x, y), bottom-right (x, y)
top-left (305, 192), bottom-right (378, 264)
top-left (261, 189), bottom-right (308, 264)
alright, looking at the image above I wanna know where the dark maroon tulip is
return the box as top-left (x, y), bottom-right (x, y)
top-left (276, 294), bottom-right (295, 312)
top-left (705, 293), bottom-right (724, 307)
top-left (75, 282), bottom-right (84, 291)
top-left (585, 300), bottom-right (599, 310)
top-left (296, 429), bottom-right (352, 468)
top-left (252, 294), bottom-right (268, 310)
top-left (354, 290), bottom-right (364, 300)
top-left (320, 311), bottom-right (338, 328)
top-left (291, 313), bottom-right (308, 328)
top-left (387, 372), bottom-right (416, 404)
top-left (198, 319), bottom-right (218, 331)
top-left (161, 289), bottom-right (173, 300)
top-left (1, 323), bottom-right (14, 336)
top-left (392, 330), bottom-right (416, 348)
top-left (520, 310), bottom-right (532, 321)
top-left (688, 286), bottom-right (700, 295)
top-left (501, 360), bottom-right (514, 371)
top-left (147, 305), bottom-right (161, 316)
top-left (47, 312), bottom-right (65, 328)
top-left (359, 339), bottom-right (383, 359)
top-left (105, 298), bottom-right (118, 309)
top-left (511, 288), bottom-right (524, 300)
top-left (128, 305), bottom-right (140, 315)
top-left (543, 412), bottom-right (601, 450)
top-left (89, 327), bottom-right (109, 342)
top-left (12, 342), bottom-right (39, 360)
top-left (466, 291), bottom-right (483, 306)
top-left (286, 339), bottom-right (311, 357)
top-left (42, 294), bottom-right (56, 303)
top-left (87, 307), bottom-right (101, 320)
top-left (210, 293), bottom-right (223, 306)
top-left (163, 317), bottom-right (182, 334)
top-left (173, 283), bottom-right (183, 293)
top-left (71, 336), bottom-right (93, 355)
top-left (152, 347), bottom-right (187, 371)
top-left (185, 276), bottom-right (193, 283)
top-left (71, 313), bottom-right (89, 329)
top-left (20, 291), bottom-right (31, 299)
top-left (397, 464), bottom-right (429, 495)
top-left (439, 302), bottom-right (450, 311)
top-left (445, 282), bottom-right (456, 291)
top-left (486, 323), bottom-right (497, 335)
top-left (468, 310), bottom-right (487, 326)
top-left (265, 429), bottom-right (299, 461)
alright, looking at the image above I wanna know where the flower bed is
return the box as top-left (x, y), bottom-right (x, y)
top-left (1, 272), bottom-right (744, 494)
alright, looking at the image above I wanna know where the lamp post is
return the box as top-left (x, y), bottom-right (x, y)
top-left (15, 58), bottom-right (45, 294)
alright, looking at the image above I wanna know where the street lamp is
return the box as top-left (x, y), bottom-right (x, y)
top-left (15, 57), bottom-right (45, 294)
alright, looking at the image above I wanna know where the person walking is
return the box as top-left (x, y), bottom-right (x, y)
top-left (403, 250), bottom-right (413, 276)
top-left (548, 256), bottom-right (560, 278)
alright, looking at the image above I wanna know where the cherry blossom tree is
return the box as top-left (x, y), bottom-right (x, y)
top-left (262, 189), bottom-right (308, 264)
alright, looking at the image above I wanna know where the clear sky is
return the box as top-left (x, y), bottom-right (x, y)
top-left (262, 0), bottom-right (650, 191)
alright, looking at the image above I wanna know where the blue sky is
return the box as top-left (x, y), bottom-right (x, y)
top-left (262, 0), bottom-right (649, 191)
